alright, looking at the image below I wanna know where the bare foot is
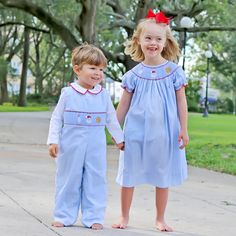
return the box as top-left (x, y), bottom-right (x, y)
top-left (90, 223), bottom-right (103, 230)
top-left (51, 221), bottom-right (65, 227)
top-left (156, 221), bottom-right (173, 232)
top-left (112, 217), bottom-right (129, 229)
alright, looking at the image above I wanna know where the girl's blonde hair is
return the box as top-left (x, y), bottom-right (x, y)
top-left (71, 43), bottom-right (107, 68)
top-left (125, 18), bottom-right (180, 62)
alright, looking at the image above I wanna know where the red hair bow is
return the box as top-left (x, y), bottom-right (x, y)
top-left (146, 9), bottom-right (170, 25)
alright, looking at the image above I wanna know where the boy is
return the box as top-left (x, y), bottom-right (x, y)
top-left (47, 44), bottom-right (124, 230)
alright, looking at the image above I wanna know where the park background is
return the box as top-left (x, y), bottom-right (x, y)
top-left (0, 0), bottom-right (236, 175)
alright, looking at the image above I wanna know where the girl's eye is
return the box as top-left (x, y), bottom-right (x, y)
top-left (157, 37), bottom-right (164, 41)
top-left (145, 36), bottom-right (151, 40)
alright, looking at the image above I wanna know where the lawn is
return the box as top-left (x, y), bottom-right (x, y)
top-left (187, 113), bottom-right (236, 175)
top-left (0, 103), bottom-right (49, 112)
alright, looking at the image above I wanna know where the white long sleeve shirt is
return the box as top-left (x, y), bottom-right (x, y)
top-left (47, 82), bottom-right (124, 145)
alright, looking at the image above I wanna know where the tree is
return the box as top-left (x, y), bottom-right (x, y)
top-left (0, 57), bottom-right (7, 104)
top-left (0, 13), bottom-right (23, 103)
top-left (1, 0), bottom-right (236, 108)
top-left (29, 30), bottom-right (67, 98)
top-left (18, 25), bottom-right (29, 106)
top-left (187, 1), bottom-right (236, 114)
top-left (212, 37), bottom-right (236, 114)
top-left (1, 0), bottom-right (236, 70)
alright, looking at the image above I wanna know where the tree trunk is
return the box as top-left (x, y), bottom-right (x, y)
top-left (0, 58), bottom-right (8, 104)
top-left (0, 71), bottom-right (9, 104)
top-left (18, 26), bottom-right (30, 106)
top-left (0, 57), bottom-right (9, 104)
top-left (124, 55), bottom-right (138, 71)
top-left (76, 0), bottom-right (97, 43)
top-left (234, 91), bottom-right (236, 115)
top-left (38, 76), bottom-right (43, 98)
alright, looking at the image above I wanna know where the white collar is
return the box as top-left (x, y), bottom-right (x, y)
top-left (70, 82), bottom-right (103, 95)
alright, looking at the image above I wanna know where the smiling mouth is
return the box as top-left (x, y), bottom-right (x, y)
top-left (91, 77), bottom-right (100, 81)
top-left (148, 47), bottom-right (157, 51)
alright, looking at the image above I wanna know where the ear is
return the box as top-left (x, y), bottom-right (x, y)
top-left (73, 65), bottom-right (80, 75)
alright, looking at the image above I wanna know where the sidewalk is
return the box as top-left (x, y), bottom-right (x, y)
top-left (0, 112), bottom-right (236, 236)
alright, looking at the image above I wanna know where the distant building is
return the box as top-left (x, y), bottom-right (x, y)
top-left (105, 77), bottom-right (122, 103)
top-left (8, 55), bottom-right (35, 95)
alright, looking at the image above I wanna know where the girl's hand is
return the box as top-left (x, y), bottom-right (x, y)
top-left (116, 142), bottom-right (125, 151)
top-left (49, 144), bottom-right (58, 158)
top-left (178, 130), bottom-right (189, 149)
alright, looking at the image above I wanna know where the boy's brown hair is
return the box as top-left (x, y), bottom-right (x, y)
top-left (71, 43), bottom-right (107, 68)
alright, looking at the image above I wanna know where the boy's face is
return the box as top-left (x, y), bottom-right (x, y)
top-left (73, 64), bottom-right (105, 89)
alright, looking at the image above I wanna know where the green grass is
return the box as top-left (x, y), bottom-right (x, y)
top-left (187, 113), bottom-right (236, 175)
top-left (0, 103), bottom-right (49, 112)
top-left (188, 113), bottom-right (236, 145)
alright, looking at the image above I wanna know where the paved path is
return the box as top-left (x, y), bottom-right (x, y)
top-left (0, 112), bottom-right (236, 236)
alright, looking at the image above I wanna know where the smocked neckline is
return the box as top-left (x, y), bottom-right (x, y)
top-left (141, 60), bottom-right (169, 68)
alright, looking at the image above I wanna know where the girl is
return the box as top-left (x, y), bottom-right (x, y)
top-left (47, 44), bottom-right (124, 230)
top-left (113, 9), bottom-right (189, 232)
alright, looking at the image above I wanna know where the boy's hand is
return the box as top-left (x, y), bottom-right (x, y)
top-left (49, 144), bottom-right (58, 158)
top-left (116, 142), bottom-right (125, 151)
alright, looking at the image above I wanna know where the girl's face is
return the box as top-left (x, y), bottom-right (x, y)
top-left (73, 63), bottom-right (105, 89)
top-left (138, 22), bottom-right (167, 61)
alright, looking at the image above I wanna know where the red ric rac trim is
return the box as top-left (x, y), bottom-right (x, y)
top-left (176, 84), bottom-right (188, 91)
top-left (64, 110), bottom-right (106, 114)
top-left (121, 85), bottom-right (134, 93)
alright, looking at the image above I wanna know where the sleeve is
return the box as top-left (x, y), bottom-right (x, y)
top-left (46, 88), bottom-right (67, 145)
top-left (121, 71), bottom-right (136, 93)
top-left (105, 92), bottom-right (124, 144)
top-left (173, 66), bottom-right (188, 90)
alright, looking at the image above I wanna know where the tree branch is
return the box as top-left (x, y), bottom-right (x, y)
top-left (105, 0), bottom-right (125, 17)
top-left (0, 0), bottom-right (78, 49)
top-left (173, 26), bottom-right (236, 32)
top-left (6, 32), bottom-right (24, 62)
top-left (105, 11), bottom-right (126, 20)
top-left (101, 19), bottom-right (135, 31)
top-left (0, 21), bottom-right (50, 33)
top-left (43, 48), bottom-right (67, 79)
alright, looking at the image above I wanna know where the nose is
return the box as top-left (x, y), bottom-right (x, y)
top-left (150, 39), bottom-right (156, 45)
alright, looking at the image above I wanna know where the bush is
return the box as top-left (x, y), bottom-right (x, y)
top-left (27, 93), bottom-right (42, 103)
top-left (26, 93), bottom-right (59, 105)
top-left (216, 98), bottom-right (233, 114)
top-left (186, 80), bottom-right (201, 112)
